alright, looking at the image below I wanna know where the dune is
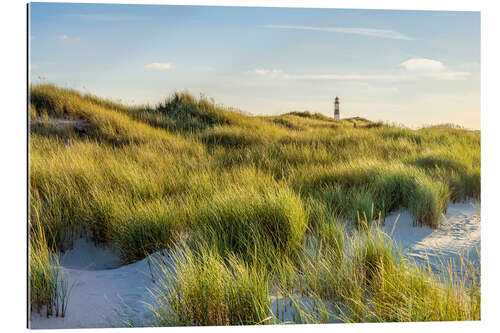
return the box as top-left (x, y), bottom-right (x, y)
top-left (28, 85), bottom-right (481, 326)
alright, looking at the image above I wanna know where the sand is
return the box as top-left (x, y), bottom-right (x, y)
top-left (30, 201), bottom-right (480, 329)
top-left (30, 240), bottom-right (174, 329)
top-left (382, 201), bottom-right (480, 273)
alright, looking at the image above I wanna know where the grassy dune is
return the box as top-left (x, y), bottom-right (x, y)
top-left (29, 84), bottom-right (480, 324)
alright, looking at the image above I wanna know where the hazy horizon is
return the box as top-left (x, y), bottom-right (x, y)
top-left (29, 3), bottom-right (480, 129)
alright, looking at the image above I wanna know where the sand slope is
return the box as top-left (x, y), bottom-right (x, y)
top-left (383, 201), bottom-right (480, 273)
top-left (30, 239), bottom-right (169, 329)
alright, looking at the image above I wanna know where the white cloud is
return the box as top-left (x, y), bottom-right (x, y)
top-left (289, 72), bottom-right (470, 81)
top-left (247, 69), bottom-right (403, 81)
top-left (247, 69), bottom-right (283, 77)
top-left (264, 25), bottom-right (414, 40)
top-left (425, 71), bottom-right (471, 81)
top-left (246, 67), bottom-right (470, 82)
top-left (254, 69), bottom-right (270, 75)
top-left (58, 35), bottom-right (80, 41)
top-left (285, 73), bottom-right (402, 81)
top-left (398, 58), bottom-right (471, 80)
top-left (145, 63), bottom-right (173, 70)
top-left (399, 58), bottom-right (445, 71)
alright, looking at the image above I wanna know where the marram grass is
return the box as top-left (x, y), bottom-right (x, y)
top-left (146, 222), bottom-right (479, 326)
top-left (29, 84), bottom-right (480, 324)
top-left (29, 207), bottom-right (70, 318)
top-left (149, 246), bottom-right (271, 326)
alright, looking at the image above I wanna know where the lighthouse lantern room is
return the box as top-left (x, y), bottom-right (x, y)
top-left (334, 96), bottom-right (340, 119)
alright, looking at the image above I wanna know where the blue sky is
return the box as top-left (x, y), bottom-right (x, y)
top-left (29, 3), bottom-right (480, 129)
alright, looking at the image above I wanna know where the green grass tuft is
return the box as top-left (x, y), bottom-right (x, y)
top-left (150, 246), bottom-right (271, 326)
top-left (189, 184), bottom-right (307, 264)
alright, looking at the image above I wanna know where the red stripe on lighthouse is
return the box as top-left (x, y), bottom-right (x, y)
top-left (334, 97), bottom-right (340, 119)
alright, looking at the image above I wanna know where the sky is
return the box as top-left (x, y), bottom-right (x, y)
top-left (29, 2), bottom-right (480, 129)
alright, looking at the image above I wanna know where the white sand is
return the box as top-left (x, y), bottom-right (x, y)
top-left (30, 202), bottom-right (480, 329)
top-left (382, 201), bottom-right (481, 273)
top-left (30, 239), bottom-right (173, 329)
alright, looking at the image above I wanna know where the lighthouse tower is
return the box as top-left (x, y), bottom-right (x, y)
top-left (334, 96), bottom-right (340, 119)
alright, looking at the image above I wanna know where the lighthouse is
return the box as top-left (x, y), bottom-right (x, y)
top-left (334, 96), bottom-right (340, 119)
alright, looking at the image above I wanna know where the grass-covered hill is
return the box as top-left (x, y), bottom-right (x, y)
top-left (29, 84), bottom-right (481, 324)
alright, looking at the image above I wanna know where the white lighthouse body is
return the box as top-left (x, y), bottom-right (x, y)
top-left (334, 97), bottom-right (340, 119)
